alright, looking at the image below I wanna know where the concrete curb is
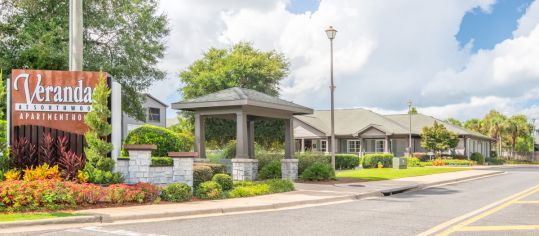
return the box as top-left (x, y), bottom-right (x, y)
top-left (1, 170), bottom-right (504, 228)
top-left (0, 215), bottom-right (101, 229)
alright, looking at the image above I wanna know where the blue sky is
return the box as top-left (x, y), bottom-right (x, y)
top-left (155, 0), bottom-right (539, 121)
top-left (456, 0), bottom-right (533, 52)
top-left (287, 0), bottom-right (532, 52)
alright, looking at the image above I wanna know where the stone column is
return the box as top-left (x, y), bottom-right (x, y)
top-left (282, 118), bottom-right (298, 180)
top-left (281, 159), bottom-right (299, 180)
top-left (194, 113), bottom-right (206, 159)
top-left (231, 159), bottom-right (258, 181)
top-left (169, 152), bottom-right (196, 187)
top-left (124, 144), bottom-right (156, 184)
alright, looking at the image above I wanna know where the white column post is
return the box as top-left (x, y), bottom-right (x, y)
top-left (69, 0), bottom-right (83, 71)
top-left (111, 81), bottom-right (122, 162)
top-left (301, 138), bottom-right (305, 153)
top-left (194, 113), bottom-right (206, 159)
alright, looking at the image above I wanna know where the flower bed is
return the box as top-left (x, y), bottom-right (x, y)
top-left (0, 180), bottom-right (159, 212)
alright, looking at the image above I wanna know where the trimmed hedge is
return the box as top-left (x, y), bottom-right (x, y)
top-left (195, 163), bottom-right (225, 175)
top-left (124, 124), bottom-right (193, 156)
top-left (362, 153), bottom-right (394, 168)
top-left (160, 183), bottom-right (192, 202)
top-left (150, 157), bottom-right (173, 166)
top-left (405, 157), bottom-right (421, 167)
top-left (486, 158), bottom-right (505, 165)
top-left (335, 154), bottom-right (361, 170)
top-left (193, 165), bottom-right (213, 189)
top-left (296, 152), bottom-right (330, 174)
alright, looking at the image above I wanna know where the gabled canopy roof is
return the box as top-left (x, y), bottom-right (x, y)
top-left (172, 87), bottom-right (313, 115)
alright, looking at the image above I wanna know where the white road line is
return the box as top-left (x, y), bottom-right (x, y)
top-left (65, 226), bottom-right (168, 236)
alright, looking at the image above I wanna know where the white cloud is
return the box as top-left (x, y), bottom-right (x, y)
top-left (150, 0), bottom-right (539, 121)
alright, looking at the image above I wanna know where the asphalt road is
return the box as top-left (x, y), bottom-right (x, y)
top-left (34, 167), bottom-right (539, 236)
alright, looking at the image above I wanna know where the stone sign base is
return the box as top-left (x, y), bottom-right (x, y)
top-left (231, 158), bottom-right (258, 181)
top-left (118, 145), bottom-right (195, 186)
top-left (281, 159), bottom-right (299, 181)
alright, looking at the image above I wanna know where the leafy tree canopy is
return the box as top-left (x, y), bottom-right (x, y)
top-left (445, 118), bottom-right (462, 127)
top-left (179, 42), bottom-right (290, 147)
top-left (421, 121), bottom-right (459, 157)
top-left (0, 0), bottom-right (169, 120)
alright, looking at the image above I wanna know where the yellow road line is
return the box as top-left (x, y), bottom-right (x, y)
top-left (418, 183), bottom-right (539, 236)
top-left (459, 225), bottom-right (539, 231)
top-left (514, 200), bottom-right (539, 204)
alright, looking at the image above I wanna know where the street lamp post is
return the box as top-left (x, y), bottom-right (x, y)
top-left (408, 99), bottom-right (413, 156)
top-left (325, 26), bottom-right (337, 170)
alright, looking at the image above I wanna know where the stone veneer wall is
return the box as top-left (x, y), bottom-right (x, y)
top-left (117, 145), bottom-right (194, 186)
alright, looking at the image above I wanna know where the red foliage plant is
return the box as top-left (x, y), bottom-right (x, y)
top-left (59, 151), bottom-right (84, 181)
top-left (38, 133), bottom-right (57, 166)
top-left (10, 137), bottom-right (37, 169)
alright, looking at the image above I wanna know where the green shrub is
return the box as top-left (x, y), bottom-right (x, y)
top-left (362, 153), bottom-right (394, 168)
top-left (80, 164), bottom-right (124, 184)
top-left (124, 124), bottom-right (193, 156)
top-left (222, 140), bottom-right (236, 159)
top-left (335, 154), bottom-right (361, 170)
top-left (212, 173), bottom-right (233, 191)
top-left (151, 157), bottom-right (173, 166)
top-left (444, 159), bottom-right (476, 166)
top-left (486, 158), bottom-right (505, 165)
top-left (419, 161), bottom-right (433, 167)
top-left (258, 161), bottom-right (281, 179)
top-left (195, 163), bottom-right (225, 175)
top-left (227, 183), bottom-right (270, 198)
top-left (470, 152), bottom-right (485, 165)
top-left (296, 152), bottom-right (330, 174)
top-left (193, 165), bottom-right (213, 189)
top-left (256, 152), bottom-right (283, 171)
top-left (195, 181), bottom-right (222, 200)
top-left (266, 179), bottom-right (294, 193)
top-left (405, 157), bottom-right (421, 167)
top-left (160, 183), bottom-right (192, 202)
top-left (300, 163), bottom-right (335, 181)
top-left (234, 180), bottom-right (256, 187)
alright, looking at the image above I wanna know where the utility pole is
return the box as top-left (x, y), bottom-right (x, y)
top-left (408, 99), bottom-right (413, 156)
top-left (69, 0), bottom-right (83, 71)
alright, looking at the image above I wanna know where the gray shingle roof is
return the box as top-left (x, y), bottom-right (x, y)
top-left (295, 108), bottom-right (494, 140)
top-left (295, 108), bottom-right (409, 136)
top-left (172, 87), bottom-right (313, 114)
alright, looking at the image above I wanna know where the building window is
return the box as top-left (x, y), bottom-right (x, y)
top-left (347, 140), bottom-right (361, 153)
top-left (375, 140), bottom-right (385, 153)
top-left (320, 140), bottom-right (328, 152)
top-left (148, 107), bottom-right (160, 122)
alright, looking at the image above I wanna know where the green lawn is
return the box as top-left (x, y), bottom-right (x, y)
top-left (0, 212), bottom-right (80, 222)
top-left (336, 167), bottom-right (467, 181)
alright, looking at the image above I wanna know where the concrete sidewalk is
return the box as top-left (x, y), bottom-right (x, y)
top-left (0, 169), bottom-right (503, 230)
top-left (76, 169), bottom-right (502, 222)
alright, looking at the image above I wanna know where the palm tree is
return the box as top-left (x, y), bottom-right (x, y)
top-left (483, 110), bottom-right (507, 157)
top-left (506, 115), bottom-right (532, 158)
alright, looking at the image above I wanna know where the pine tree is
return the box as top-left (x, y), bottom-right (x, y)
top-left (84, 73), bottom-right (114, 171)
